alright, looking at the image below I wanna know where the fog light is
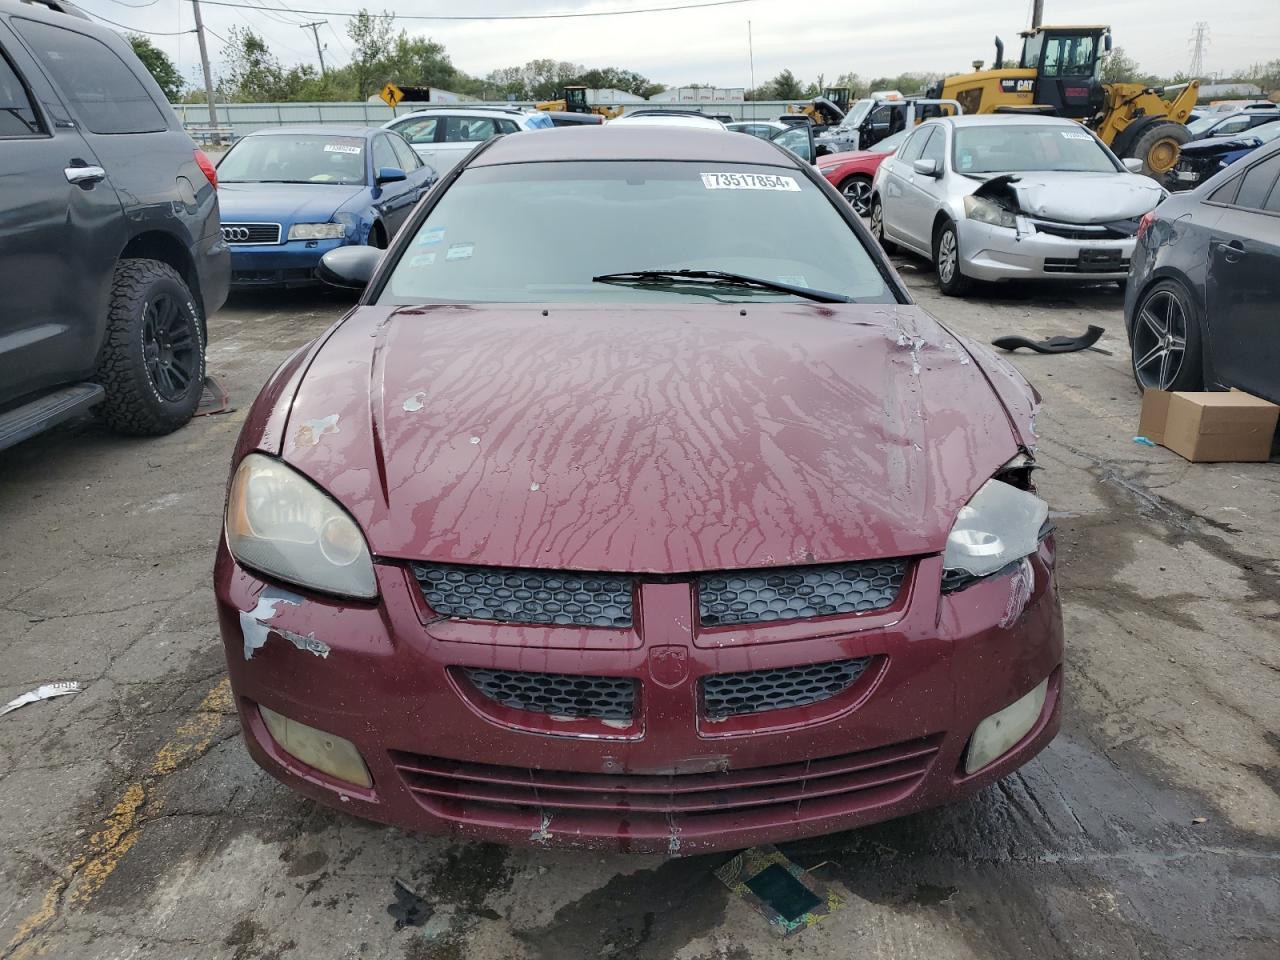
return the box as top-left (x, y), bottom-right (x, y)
top-left (964, 678), bottom-right (1048, 775)
top-left (259, 705), bottom-right (372, 788)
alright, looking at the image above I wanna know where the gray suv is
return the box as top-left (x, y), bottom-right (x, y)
top-left (0, 0), bottom-right (228, 451)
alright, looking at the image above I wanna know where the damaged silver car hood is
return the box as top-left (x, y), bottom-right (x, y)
top-left (977, 171), bottom-right (1164, 223)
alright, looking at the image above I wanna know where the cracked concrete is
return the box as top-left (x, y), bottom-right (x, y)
top-left (1, 275), bottom-right (1277, 960)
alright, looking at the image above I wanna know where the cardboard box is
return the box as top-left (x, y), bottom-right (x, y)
top-left (1139, 389), bottom-right (1279, 462)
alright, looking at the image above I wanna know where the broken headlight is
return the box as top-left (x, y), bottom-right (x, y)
top-left (942, 474), bottom-right (1048, 589)
top-left (963, 195), bottom-right (1017, 229)
top-left (226, 453), bottom-right (378, 599)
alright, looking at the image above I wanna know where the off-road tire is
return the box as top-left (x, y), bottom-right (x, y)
top-left (869, 196), bottom-right (897, 254)
top-left (933, 220), bottom-right (974, 297)
top-left (1128, 122), bottom-right (1190, 179)
top-left (94, 259), bottom-right (205, 436)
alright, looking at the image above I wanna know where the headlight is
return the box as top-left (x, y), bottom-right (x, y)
top-left (226, 453), bottom-right (378, 599)
top-left (288, 222), bottom-right (346, 241)
top-left (943, 477), bottom-right (1048, 582)
top-left (963, 195), bottom-right (1017, 229)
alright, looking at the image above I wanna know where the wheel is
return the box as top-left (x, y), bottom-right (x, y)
top-left (840, 175), bottom-right (873, 216)
top-left (1129, 279), bottom-right (1202, 391)
top-left (1127, 122), bottom-right (1190, 179)
top-left (933, 221), bottom-right (973, 296)
top-left (370, 222), bottom-right (388, 249)
top-left (869, 196), bottom-right (897, 254)
top-left (94, 259), bottom-right (206, 436)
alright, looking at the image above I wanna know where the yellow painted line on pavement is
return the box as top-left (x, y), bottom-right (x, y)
top-left (3, 678), bottom-right (233, 960)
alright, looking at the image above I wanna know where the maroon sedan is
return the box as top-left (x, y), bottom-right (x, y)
top-left (216, 125), bottom-right (1062, 854)
top-left (817, 128), bottom-right (909, 215)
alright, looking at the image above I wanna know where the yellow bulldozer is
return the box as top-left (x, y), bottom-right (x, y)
top-left (787, 87), bottom-right (852, 129)
top-left (535, 86), bottom-right (622, 120)
top-left (931, 25), bottom-right (1199, 177)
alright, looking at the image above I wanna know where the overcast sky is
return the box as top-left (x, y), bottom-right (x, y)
top-left (83, 0), bottom-right (1280, 93)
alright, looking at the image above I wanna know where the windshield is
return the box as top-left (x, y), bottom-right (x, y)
top-left (218, 134), bottom-right (367, 185)
top-left (1187, 116), bottom-right (1220, 135)
top-left (872, 129), bottom-right (910, 154)
top-left (841, 99), bottom-right (873, 129)
top-left (1253, 121), bottom-right (1280, 144)
top-left (953, 124), bottom-right (1118, 174)
top-left (379, 161), bottom-right (893, 305)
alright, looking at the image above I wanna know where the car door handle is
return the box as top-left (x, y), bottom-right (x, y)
top-left (1213, 238), bottom-right (1245, 262)
top-left (64, 164), bottom-right (106, 186)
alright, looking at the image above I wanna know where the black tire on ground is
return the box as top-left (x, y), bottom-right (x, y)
top-left (1127, 122), bottom-right (1190, 179)
top-left (1129, 278), bottom-right (1203, 392)
top-left (869, 196), bottom-right (897, 254)
top-left (933, 220), bottom-right (974, 297)
top-left (94, 259), bottom-right (206, 436)
top-left (839, 174), bottom-right (873, 216)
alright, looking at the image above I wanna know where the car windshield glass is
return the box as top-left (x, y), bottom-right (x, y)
top-left (218, 135), bottom-right (367, 184)
top-left (1247, 121), bottom-right (1280, 144)
top-left (842, 99), bottom-right (873, 129)
top-left (379, 160), bottom-right (893, 305)
top-left (1186, 116), bottom-right (1219, 135)
top-left (872, 129), bottom-right (910, 153)
top-left (953, 124), bottom-right (1117, 174)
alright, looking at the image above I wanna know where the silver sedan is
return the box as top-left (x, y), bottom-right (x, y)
top-left (869, 115), bottom-right (1166, 296)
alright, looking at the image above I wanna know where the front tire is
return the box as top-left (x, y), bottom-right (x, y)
top-left (933, 221), bottom-right (973, 296)
top-left (1128, 122), bottom-right (1190, 179)
top-left (94, 259), bottom-right (205, 436)
top-left (1130, 279), bottom-right (1203, 392)
top-left (840, 175), bottom-right (873, 216)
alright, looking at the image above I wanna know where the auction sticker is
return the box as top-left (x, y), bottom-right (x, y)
top-left (1060, 131), bottom-right (1093, 141)
top-left (324, 140), bottom-right (363, 154)
top-left (417, 227), bottom-right (445, 246)
top-left (409, 253), bottom-right (436, 268)
top-left (446, 242), bottom-right (474, 261)
top-left (700, 172), bottom-right (800, 191)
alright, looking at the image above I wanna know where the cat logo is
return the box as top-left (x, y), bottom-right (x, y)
top-left (1000, 79), bottom-right (1036, 94)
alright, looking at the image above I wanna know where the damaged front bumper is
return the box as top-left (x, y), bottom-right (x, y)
top-left (215, 538), bottom-right (1063, 855)
top-left (957, 218), bottom-right (1136, 282)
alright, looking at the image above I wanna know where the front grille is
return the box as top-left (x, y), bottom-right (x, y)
top-left (412, 563), bottom-right (634, 627)
top-left (702, 658), bottom-right (872, 719)
top-left (1031, 218), bottom-right (1138, 240)
top-left (392, 734), bottom-right (942, 836)
top-left (221, 222), bottom-right (281, 244)
top-left (1044, 255), bottom-right (1130, 275)
top-left (463, 668), bottom-right (635, 721)
top-left (698, 560), bottom-right (907, 626)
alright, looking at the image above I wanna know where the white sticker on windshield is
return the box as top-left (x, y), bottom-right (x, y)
top-left (324, 142), bottom-right (363, 154)
top-left (1060, 131), bottom-right (1093, 141)
top-left (446, 242), bottom-right (474, 261)
top-left (700, 172), bottom-right (801, 191)
top-left (777, 275), bottom-right (809, 287)
top-left (417, 227), bottom-right (445, 246)
top-left (409, 253), bottom-right (436, 268)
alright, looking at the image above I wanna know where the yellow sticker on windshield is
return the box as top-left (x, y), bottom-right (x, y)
top-left (700, 172), bottom-right (800, 191)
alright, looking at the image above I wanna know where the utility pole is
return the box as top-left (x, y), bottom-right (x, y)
top-left (190, 0), bottom-right (219, 143)
top-left (299, 20), bottom-right (328, 77)
top-left (747, 19), bottom-right (755, 120)
top-left (1188, 21), bottom-right (1209, 78)
top-left (1030, 0), bottom-right (1043, 29)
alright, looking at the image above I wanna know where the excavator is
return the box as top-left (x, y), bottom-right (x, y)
top-left (929, 25), bottom-right (1198, 177)
top-left (535, 86), bottom-right (623, 120)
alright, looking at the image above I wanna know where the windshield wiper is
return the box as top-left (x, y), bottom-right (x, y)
top-left (592, 269), bottom-right (853, 304)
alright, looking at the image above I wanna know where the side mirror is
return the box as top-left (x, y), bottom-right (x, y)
top-left (318, 245), bottom-right (382, 290)
top-left (376, 166), bottom-right (407, 184)
top-left (1122, 157), bottom-right (1144, 173)
top-left (912, 158), bottom-right (940, 177)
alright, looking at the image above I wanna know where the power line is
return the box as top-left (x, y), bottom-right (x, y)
top-left (194, 0), bottom-right (754, 21)
top-left (83, 9), bottom-right (195, 34)
top-left (298, 19), bottom-right (327, 76)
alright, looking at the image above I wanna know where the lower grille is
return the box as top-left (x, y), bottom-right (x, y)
top-left (221, 222), bottom-right (281, 244)
top-left (462, 668), bottom-right (635, 721)
top-left (702, 658), bottom-right (872, 719)
top-left (392, 734), bottom-right (942, 834)
top-left (698, 560), bottom-right (907, 626)
top-left (1044, 255), bottom-right (1130, 275)
top-left (412, 563), bottom-right (634, 628)
top-left (1031, 218), bottom-right (1138, 240)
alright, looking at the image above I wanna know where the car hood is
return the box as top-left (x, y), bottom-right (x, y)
top-left (973, 170), bottom-right (1164, 222)
top-left (216, 182), bottom-right (365, 224)
top-left (818, 149), bottom-right (882, 170)
top-left (276, 303), bottom-right (1025, 573)
top-left (1180, 135), bottom-right (1261, 157)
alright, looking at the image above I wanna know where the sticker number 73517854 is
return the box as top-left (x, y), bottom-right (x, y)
top-left (700, 172), bottom-right (801, 191)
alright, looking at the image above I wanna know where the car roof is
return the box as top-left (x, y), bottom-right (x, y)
top-left (247, 125), bottom-right (379, 138)
top-left (1, 0), bottom-right (90, 22)
top-left (393, 106), bottom-right (535, 118)
top-left (610, 113), bottom-right (727, 131)
top-left (470, 125), bottom-right (797, 168)
top-left (940, 114), bottom-right (1083, 129)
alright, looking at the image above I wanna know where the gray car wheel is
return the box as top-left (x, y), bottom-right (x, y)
top-left (840, 175), bottom-right (872, 216)
top-left (934, 221), bottom-right (973, 296)
top-left (1130, 280), bottom-right (1203, 391)
top-left (869, 197), bottom-right (897, 254)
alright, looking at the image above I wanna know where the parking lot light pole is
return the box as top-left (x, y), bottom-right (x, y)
top-left (191, 0), bottom-right (220, 144)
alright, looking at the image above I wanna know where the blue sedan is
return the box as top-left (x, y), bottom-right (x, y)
top-left (216, 126), bottom-right (437, 288)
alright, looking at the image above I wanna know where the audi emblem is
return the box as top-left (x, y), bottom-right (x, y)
top-left (222, 225), bottom-right (251, 242)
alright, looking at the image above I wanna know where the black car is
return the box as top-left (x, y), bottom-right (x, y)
top-left (1125, 138), bottom-right (1280, 404)
top-left (0, 0), bottom-right (228, 452)
top-left (1168, 119), bottom-right (1280, 191)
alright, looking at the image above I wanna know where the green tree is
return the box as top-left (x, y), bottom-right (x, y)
top-left (347, 8), bottom-right (396, 100)
top-left (769, 69), bottom-right (805, 99)
top-left (129, 34), bottom-right (184, 101)
top-left (1246, 59), bottom-right (1280, 93)
top-left (218, 27), bottom-right (288, 102)
top-left (1100, 47), bottom-right (1143, 85)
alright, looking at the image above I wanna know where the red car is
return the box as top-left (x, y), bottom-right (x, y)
top-left (216, 126), bottom-right (1063, 854)
top-left (817, 128), bottom-right (909, 215)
